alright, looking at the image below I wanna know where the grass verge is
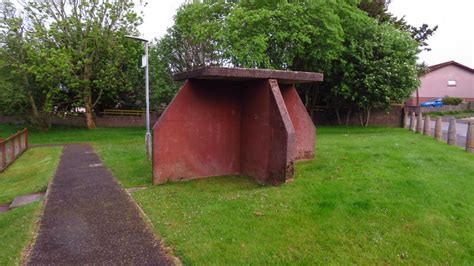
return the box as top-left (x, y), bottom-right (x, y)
top-left (0, 147), bottom-right (62, 204)
top-left (0, 202), bottom-right (41, 265)
top-left (0, 124), bottom-right (150, 188)
top-left (424, 109), bottom-right (474, 119)
top-left (0, 146), bottom-right (61, 265)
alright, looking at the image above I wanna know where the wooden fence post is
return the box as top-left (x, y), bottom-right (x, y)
top-left (1, 142), bottom-right (5, 169)
top-left (25, 129), bottom-right (28, 149)
top-left (11, 139), bottom-right (15, 162)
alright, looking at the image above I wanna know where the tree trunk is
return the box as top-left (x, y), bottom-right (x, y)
top-left (27, 90), bottom-right (39, 119)
top-left (83, 63), bottom-right (96, 129)
top-left (364, 107), bottom-right (371, 127)
top-left (84, 93), bottom-right (96, 129)
top-left (24, 76), bottom-right (50, 130)
top-left (335, 107), bottom-right (342, 125)
top-left (358, 109), bottom-right (364, 126)
top-left (345, 107), bottom-right (352, 126)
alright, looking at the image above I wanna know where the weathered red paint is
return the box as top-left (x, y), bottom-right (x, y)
top-left (152, 80), bottom-right (242, 184)
top-left (239, 79), bottom-right (295, 185)
top-left (152, 68), bottom-right (321, 185)
top-left (280, 84), bottom-right (316, 160)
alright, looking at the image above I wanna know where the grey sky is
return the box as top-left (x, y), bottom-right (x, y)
top-left (139, 0), bottom-right (473, 68)
top-left (389, 0), bottom-right (473, 68)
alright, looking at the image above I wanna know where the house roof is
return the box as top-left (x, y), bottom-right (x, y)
top-left (428, 61), bottom-right (474, 73)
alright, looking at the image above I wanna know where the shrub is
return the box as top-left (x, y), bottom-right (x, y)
top-left (442, 97), bottom-right (463, 105)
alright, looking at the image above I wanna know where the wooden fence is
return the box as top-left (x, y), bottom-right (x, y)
top-left (102, 109), bottom-right (147, 117)
top-left (0, 128), bottom-right (28, 172)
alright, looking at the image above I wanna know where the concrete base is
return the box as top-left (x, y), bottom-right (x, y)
top-left (9, 193), bottom-right (44, 209)
top-left (152, 79), bottom-right (315, 185)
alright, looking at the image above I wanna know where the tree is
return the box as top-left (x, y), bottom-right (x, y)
top-left (158, 2), bottom-right (231, 73)
top-left (331, 21), bottom-right (419, 125)
top-left (148, 38), bottom-right (180, 111)
top-left (23, 0), bottom-right (143, 129)
top-left (0, 1), bottom-right (44, 124)
top-left (145, 1), bottom-right (232, 108)
top-left (158, 0), bottom-right (420, 125)
top-left (359, 0), bottom-right (438, 53)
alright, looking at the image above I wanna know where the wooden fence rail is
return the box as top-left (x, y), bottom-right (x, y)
top-left (0, 128), bottom-right (28, 172)
top-left (102, 109), bottom-right (147, 117)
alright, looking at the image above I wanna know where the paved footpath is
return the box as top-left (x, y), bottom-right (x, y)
top-left (28, 144), bottom-right (172, 265)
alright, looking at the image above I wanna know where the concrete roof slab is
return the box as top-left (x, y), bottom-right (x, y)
top-left (174, 67), bottom-right (324, 84)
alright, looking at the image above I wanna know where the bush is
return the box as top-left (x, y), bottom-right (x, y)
top-left (442, 97), bottom-right (463, 105)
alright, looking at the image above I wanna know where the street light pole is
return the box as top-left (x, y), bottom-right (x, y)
top-left (125, 35), bottom-right (152, 160)
top-left (144, 41), bottom-right (151, 160)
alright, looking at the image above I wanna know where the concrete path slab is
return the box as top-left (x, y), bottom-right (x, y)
top-left (9, 193), bottom-right (44, 208)
top-left (27, 144), bottom-right (173, 265)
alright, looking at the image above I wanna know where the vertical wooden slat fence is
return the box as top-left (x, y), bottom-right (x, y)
top-left (0, 128), bottom-right (28, 172)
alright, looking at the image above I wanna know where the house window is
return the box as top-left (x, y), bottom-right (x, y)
top-left (448, 80), bottom-right (457, 87)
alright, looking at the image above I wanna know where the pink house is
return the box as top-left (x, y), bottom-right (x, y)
top-left (406, 61), bottom-right (474, 106)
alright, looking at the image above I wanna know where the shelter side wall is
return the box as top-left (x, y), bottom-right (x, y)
top-left (267, 80), bottom-right (295, 184)
top-left (240, 80), bottom-right (295, 185)
top-left (280, 84), bottom-right (316, 160)
top-left (152, 80), bottom-right (241, 184)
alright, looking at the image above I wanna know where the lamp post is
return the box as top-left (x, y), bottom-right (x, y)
top-left (125, 35), bottom-right (151, 159)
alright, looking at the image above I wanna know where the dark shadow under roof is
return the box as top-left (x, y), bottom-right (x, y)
top-left (173, 67), bottom-right (324, 84)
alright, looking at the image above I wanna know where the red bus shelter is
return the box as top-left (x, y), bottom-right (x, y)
top-left (152, 67), bottom-right (323, 185)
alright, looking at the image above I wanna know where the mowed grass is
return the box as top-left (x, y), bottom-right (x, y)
top-left (0, 124), bottom-right (151, 188)
top-left (1, 123), bottom-right (473, 263)
top-left (424, 109), bottom-right (474, 119)
top-left (0, 147), bottom-right (62, 204)
top-left (0, 146), bottom-right (62, 265)
top-left (132, 127), bottom-right (474, 264)
top-left (0, 124), bottom-right (25, 138)
top-left (0, 202), bottom-right (41, 265)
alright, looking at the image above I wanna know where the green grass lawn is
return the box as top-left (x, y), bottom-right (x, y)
top-left (0, 123), bottom-right (473, 264)
top-left (133, 127), bottom-right (474, 264)
top-left (0, 203), bottom-right (40, 265)
top-left (0, 124), bottom-right (25, 139)
top-left (0, 147), bottom-right (62, 204)
top-left (0, 146), bottom-right (62, 265)
top-left (0, 124), bottom-right (151, 188)
top-left (424, 109), bottom-right (474, 119)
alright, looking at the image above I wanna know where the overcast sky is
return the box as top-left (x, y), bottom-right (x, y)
top-left (137, 0), bottom-right (474, 68)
